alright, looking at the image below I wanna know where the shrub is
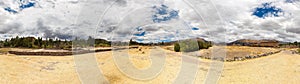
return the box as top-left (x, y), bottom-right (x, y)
top-left (179, 40), bottom-right (199, 52)
top-left (198, 41), bottom-right (212, 49)
top-left (297, 48), bottom-right (300, 54)
top-left (174, 40), bottom-right (212, 52)
top-left (174, 43), bottom-right (180, 52)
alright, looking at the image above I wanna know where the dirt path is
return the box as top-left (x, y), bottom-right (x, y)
top-left (219, 50), bottom-right (300, 84)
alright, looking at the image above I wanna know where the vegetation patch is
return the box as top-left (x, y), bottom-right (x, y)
top-left (0, 48), bottom-right (10, 54)
top-left (179, 40), bottom-right (199, 52)
top-left (174, 39), bottom-right (212, 52)
top-left (0, 36), bottom-right (113, 50)
top-left (174, 43), bottom-right (180, 52)
top-left (279, 41), bottom-right (300, 48)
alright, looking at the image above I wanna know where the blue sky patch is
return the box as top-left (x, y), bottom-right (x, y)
top-left (134, 31), bottom-right (146, 36)
top-left (285, 0), bottom-right (299, 3)
top-left (3, 1), bottom-right (36, 14)
top-left (19, 2), bottom-right (35, 10)
top-left (4, 7), bottom-right (18, 14)
top-left (136, 39), bottom-right (144, 42)
top-left (152, 4), bottom-right (179, 23)
top-left (252, 3), bottom-right (283, 18)
top-left (192, 27), bottom-right (199, 30)
top-left (160, 39), bottom-right (171, 42)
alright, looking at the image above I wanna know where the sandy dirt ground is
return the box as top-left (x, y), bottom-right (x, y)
top-left (219, 50), bottom-right (300, 84)
top-left (0, 54), bottom-right (80, 84)
top-left (0, 46), bottom-right (300, 84)
top-left (164, 46), bottom-right (282, 60)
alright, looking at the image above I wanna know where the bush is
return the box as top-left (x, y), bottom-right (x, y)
top-left (174, 43), bottom-right (180, 52)
top-left (178, 40), bottom-right (199, 52)
top-left (96, 43), bottom-right (111, 47)
top-left (297, 49), bottom-right (300, 54)
top-left (198, 41), bottom-right (212, 49)
top-left (174, 40), bottom-right (213, 52)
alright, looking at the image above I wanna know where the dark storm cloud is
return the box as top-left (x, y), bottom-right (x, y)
top-left (0, 22), bottom-right (22, 34)
top-left (99, 19), bottom-right (119, 33)
top-left (36, 19), bottom-right (73, 39)
top-left (286, 28), bottom-right (300, 34)
top-left (115, 29), bottom-right (132, 36)
top-left (115, 0), bottom-right (127, 6)
top-left (105, 26), bottom-right (117, 33)
top-left (259, 21), bottom-right (282, 31)
top-left (254, 33), bottom-right (260, 36)
top-left (0, 1), bottom-right (4, 5)
top-left (271, 31), bottom-right (296, 41)
top-left (102, 0), bottom-right (127, 6)
top-left (69, 1), bottom-right (79, 4)
top-left (207, 27), bottom-right (226, 34)
top-left (144, 26), bottom-right (160, 31)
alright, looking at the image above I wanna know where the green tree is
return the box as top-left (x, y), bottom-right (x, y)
top-left (198, 41), bottom-right (212, 49)
top-left (4, 39), bottom-right (10, 47)
top-left (49, 38), bottom-right (53, 48)
top-left (38, 37), bottom-right (42, 48)
top-left (15, 36), bottom-right (20, 47)
top-left (174, 43), bottom-right (180, 52)
top-left (87, 36), bottom-right (94, 47)
top-left (43, 38), bottom-right (48, 48)
top-left (0, 41), bottom-right (3, 48)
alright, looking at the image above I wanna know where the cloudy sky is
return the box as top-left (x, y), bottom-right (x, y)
top-left (0, 0), bottom-right (299, 43)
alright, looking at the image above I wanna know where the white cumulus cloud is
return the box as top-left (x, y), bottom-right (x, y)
top-left (0, 0), bottom-right (299, 42)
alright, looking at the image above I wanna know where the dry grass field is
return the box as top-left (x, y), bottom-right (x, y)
top-left (164, 46), bottom-right (282, 61)
top-left (200, 46), bottom-right (282, 61)
top-left (0, 46), bottom-right (300, 84)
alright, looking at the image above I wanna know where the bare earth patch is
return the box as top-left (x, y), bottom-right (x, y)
top-left (0, 46), bottom-right (299, 83)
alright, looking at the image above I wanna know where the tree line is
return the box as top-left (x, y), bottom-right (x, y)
top-left (0, 36), bottom-right (112, 50)
top-left (0, 36), bottom-right (214, 51)
top-left (279, 41), bottom-right (300, 48)
top-left (0, 36), bottom-right (72, 49)
top-left (73, 36), bottom-right (111, 48)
